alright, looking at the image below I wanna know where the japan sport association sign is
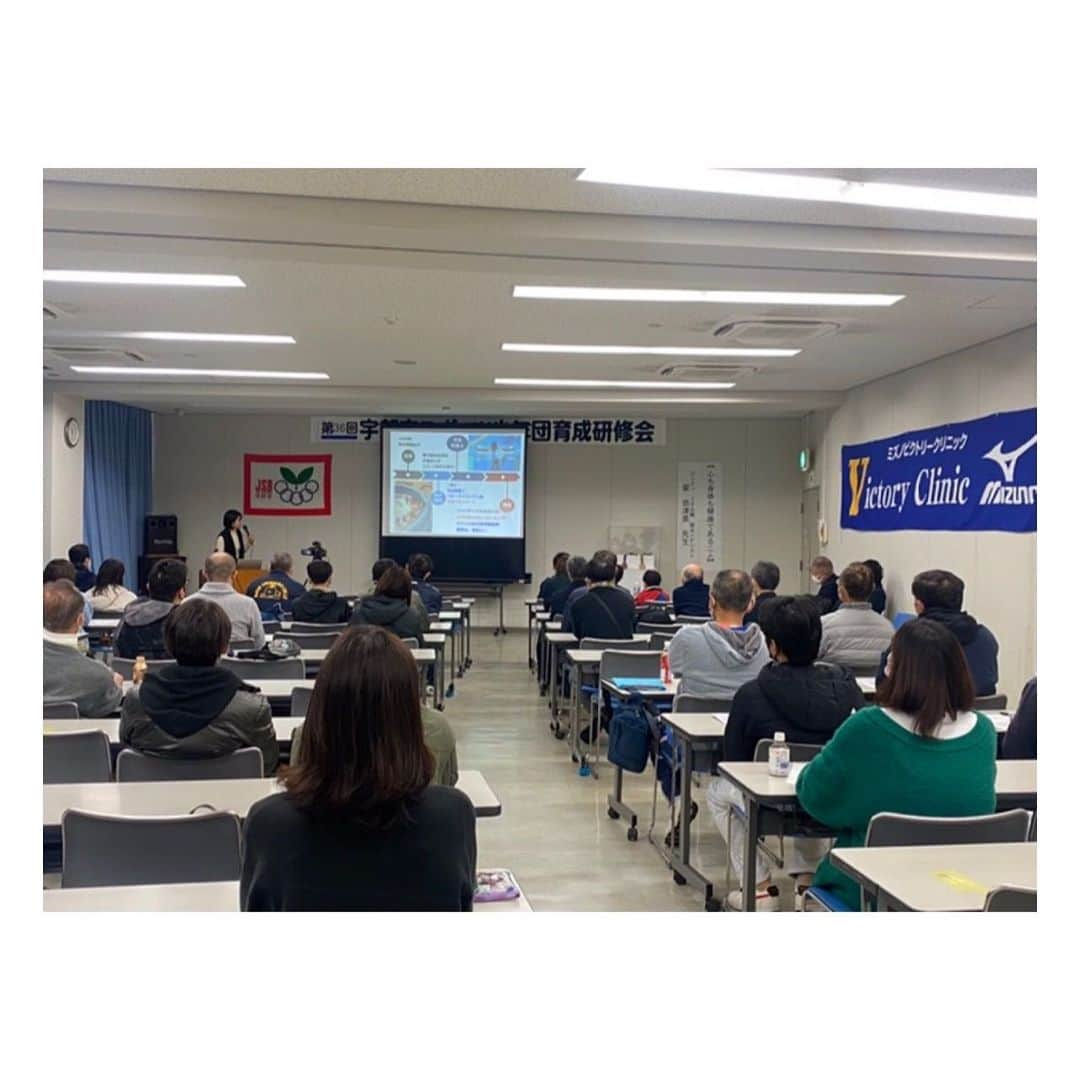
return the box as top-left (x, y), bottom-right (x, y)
top-left (244, 454), bottom-right (332, 516)
top-left (841, 408), bottom-right (1036, 534)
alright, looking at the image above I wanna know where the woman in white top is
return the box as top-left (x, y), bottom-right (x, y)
top-left (84, 558), bottom-right (138, 613)
top-left (215, 508), bottom-right (254, 561)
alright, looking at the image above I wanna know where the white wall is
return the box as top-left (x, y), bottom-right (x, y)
top-left (806, 325), bottom-right (1036, 703)
top-left (43, 389), bottom-right (85, 562)
top-left (153, 415), bottom-right (806, 626)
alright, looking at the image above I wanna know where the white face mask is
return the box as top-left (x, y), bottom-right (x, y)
top-left (811, 575), bottom-right (823, 586)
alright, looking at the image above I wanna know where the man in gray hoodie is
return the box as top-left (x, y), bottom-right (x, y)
top-left (668, 569), bottom-right (769, 701)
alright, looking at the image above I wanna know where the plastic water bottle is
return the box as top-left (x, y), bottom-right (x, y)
top-left (133, 655), bottom-right (148, 685)
top-left (768, 731), bottom-right (791, 778)
top-left (424, 685), bottom-right (436, 710)
top-left (660, 651), bottom-right (671, 686)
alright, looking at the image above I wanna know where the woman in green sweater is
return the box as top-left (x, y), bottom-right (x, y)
top-left (795, 618), bottom-right (998, 910)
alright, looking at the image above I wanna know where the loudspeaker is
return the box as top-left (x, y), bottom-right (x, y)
top-left (144, 514), bottom-right (178, 555)
top-left (138, 554), bottom-right (188, 596)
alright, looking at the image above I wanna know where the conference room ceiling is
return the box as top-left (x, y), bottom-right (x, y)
top-left (43, 169), bottom-right (1036, 418)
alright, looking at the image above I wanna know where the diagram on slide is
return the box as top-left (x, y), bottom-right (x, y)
top-left (384, 430), bottom-right (525, 538)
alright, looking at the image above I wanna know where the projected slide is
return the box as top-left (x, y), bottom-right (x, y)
top-left (382, 428), bottom-right (526, 538)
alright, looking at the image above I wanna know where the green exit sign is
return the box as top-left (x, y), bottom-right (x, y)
top-left (798, 448), bottom-right (812, 473)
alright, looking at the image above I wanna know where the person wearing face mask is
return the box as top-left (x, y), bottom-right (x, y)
top-left (809, 555), bottom-right (839, 614)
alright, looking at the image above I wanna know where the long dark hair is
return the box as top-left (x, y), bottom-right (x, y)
top-left (877, 618), bottom-right (975, 737)
top-left (223, 509), bottom-right (243, 530)
top-left (92, 558), bottom-right (126, 595)
top-left (285, 626), bottom-right (434, 824)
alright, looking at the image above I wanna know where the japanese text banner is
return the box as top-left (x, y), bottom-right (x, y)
top-left (840, 408), bottom-right (1036, 533)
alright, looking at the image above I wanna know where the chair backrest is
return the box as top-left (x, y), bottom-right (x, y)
top-left (115, 747), bottom-right (265, 782)
top-left (752, 739), bottom-right (823, 763)
top-left (43, 700), bottom-right (80, 719)
top-left (261, 620), bottom-right (282, 635)
top-left (110, 657), bottom-right (173, 680)
top-left (844, 662), bottom-right (882, 678)
top-left (983, 885), bottom-right (1037, 912)
top-left (675, 615), bottom-right (711, 625)
top-left (674, 694), bottom-right (732, 714)
top-left (61, 808), bottom-right (242, 888)
top-left (599, 649), bottom-right (662, 681)
top-left (277, 630), bottom-right (342, 650)
top-left (892, 612), bottom-right (915, 630)
top-left (400, 637), bottom-right (421, 649)
top-left (290, 685), bottom-right (313, 717)
top-left (581, 637), bottom-right (649, 651)
top-left (218, 656), bottom-right (306, 680)
top-left (865, 809), bottom-right (1032, 847)
top-left (44, 730), bottom-right (112, 783)
top-left (974, 693), bottom-right (1008, 711)
top-left (229, 638), bottom-right (255, 652)
top-left (649, 632), bottom-right (677, 650)
top-left (288, 621), bottom-right (344, 633)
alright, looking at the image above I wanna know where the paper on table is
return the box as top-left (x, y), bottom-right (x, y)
top-left (642, 553), bottom-right (656, 570)
top-left (784, 762), bottom-right (805, 786)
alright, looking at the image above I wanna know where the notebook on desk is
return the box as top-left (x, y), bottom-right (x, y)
top-left (610, 677), bottom-right (668, 690)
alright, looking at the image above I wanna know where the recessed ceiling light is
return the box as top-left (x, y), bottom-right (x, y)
top-left (119, 332), bottom-right (294, 344)
top-left (494, 378), bottom-right (736, 390)
top-left (68, 366), bottom-right (328, 380)
top-left (44, 270), bottom-right (246, 287)
top-left (502, 343), bottom-right (798, 357)
top-left (577, 169), bottom-right (1037, 220)
top-left (513, 286), bottom-right (903, 307)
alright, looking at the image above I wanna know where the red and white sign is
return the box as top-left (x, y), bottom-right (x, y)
top-left (244, 453), bottom-right (332, 516)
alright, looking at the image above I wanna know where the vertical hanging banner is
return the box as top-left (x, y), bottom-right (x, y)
top-left (244, 453), bottom-right (333, 516)
top-left (841, 407), bottom-right (1036, 533)
top-left (676, 463), bottom-right (722, 576)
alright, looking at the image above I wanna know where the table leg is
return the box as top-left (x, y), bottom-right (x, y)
top-left (437, 642), bottom-right (446, 708)
top-left (742, 796), bottom-right (760, 912)
top-left (528, 611), bottom-right (535, 671)
top-left (570, 661), bottom-right (581, 765)
top-left (446, 624), bottom-right (456, 698)
top-left (548, 639), bottom-right (558, 719)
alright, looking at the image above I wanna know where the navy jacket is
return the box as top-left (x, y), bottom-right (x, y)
top-left (246, 570), bottom-right (305, 614)
top-left (1001, 677), bottom-right (1036, 759)
top-left (672, 578), bottom-right (710, 617)
top-left (743, 591), bottom-right (777, 627)
top-left (815, 574), bottom-right (840, 615)
top-left (877, 607), bottom-right (1000, 696)
top-left (414, 579), bottom-right (443, 616)
top-left (869, 586), bottom-right (887, 615)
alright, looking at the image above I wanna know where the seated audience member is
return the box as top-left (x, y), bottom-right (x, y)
top-left (876, 569), bottom-right (998, 696)
top-left (707, 595), bottom-right (865, 910)
top-left (290, 559), bottom-right (351, 623)
top-left (45, 558), bottom-right (94, 625)
top-left (797, 618), bottom-right (998, 911)
top-left (614, 563), bottom-right (633, 598)
top-left (549, 555), bottom-right (588, 617)
top-left (672, 563), bottom-right (711, 617)
top-left (817, 562), bottom-right (895, 671)
top-left (241, 626), bottom-right (477, 910)
top-left (68, 543), bottom-right (96, 592)
top-left (246, 552), bottom-right (305, 614)
top-left (187, 553), bottom-right (266, 649)
top-left (114, 558), bottom-right (188, 659)
top-left (119, 600), bottom-right (278, 775)
top-left (1001, 676), bottom-right (1036, 760)
top-left (864, 558), bottom-right (887, 615)
top-left (634, 569), bottom-right (670, 608)
top-left (368, 558), bottom-right (430, 630)
top-left (743, 560), bottom-right (780, 626)
top-left (538, 552), bottom-right (570, 609)
top-left (351, 564), bottom-right (427, 641)
top-left (810, 556), bottom-right (840, 614)
top-left (563, 550), bottom-right (637, 641)
top-left (85, 558), bottom-right (138, 613)
top-left (408, 553), bottom-right (443, 615)
top-left (43, 580), bottom-right (123, 718)
top-left (668, 569), bottom-right (769, 700)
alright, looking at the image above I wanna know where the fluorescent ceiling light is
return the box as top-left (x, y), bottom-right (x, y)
top-left (69, 366), bottom-right (328, 380)
top-left (118, 331), bottom-right (294, 344)
top-left (578, 168), bottom-right (1037, 220)
top-left (494, 378), bottom-right (736, 390)
top-left (44, 270), bottom-right (246, 287)
top-left (513, 285), bottom-right (903, 307)
top-left (502, 343), bottom-right (799, 358)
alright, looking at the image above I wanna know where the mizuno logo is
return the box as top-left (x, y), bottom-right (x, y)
top-left (983, 434), bottom-right (1037, 483)
top-left (847, 456), bottom-right (871, 517)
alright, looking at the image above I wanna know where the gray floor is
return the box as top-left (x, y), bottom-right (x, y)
top-left (452, 628), bottom-right (740, 912)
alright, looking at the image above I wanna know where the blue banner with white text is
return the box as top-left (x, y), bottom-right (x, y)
top-left (840, 408), bottom-right (1036, 533)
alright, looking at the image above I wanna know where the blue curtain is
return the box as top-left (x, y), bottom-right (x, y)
top-left (83, 401), bottom-right (153, 590)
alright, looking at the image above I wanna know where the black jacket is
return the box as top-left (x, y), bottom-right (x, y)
top-left (1001, 677), bottom-right (1036, 760)
top-left (672, 578), bottom-right (710, 617)
top-left (290, 589), bottom-right (350, 624)
top-left (869, 586), bottom-right (887, 615)
top-left (538, 572), bottom-right (570, 609)
top-left (549, 576), bottom-right (586, 617)
top-left (743, 591), bottom-right (777, 627)
top-left (877, 607), bottom-right (1000, 696)
top-left (564, 585), bottom-right (637, 641)
top-left (114, 597), bottom-right (175, 659)
top-left (350, 594), bottom-right (426, 641)
top-left (815, 574), bottom-right (840, 615)
top-left (724, 661), bottom-right (865, 762)
top-left (240, 785), bottom-right (477, 911)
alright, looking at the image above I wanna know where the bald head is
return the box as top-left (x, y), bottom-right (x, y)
top-left (205, 552), bottom-right (236, 582)
top-left (681, 563), bottom-right (703, 584)
top-left (44, 580), bottom-right (84, 633)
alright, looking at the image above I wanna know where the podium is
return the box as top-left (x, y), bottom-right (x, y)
top-left (234, 561), bottom-right (265, 595)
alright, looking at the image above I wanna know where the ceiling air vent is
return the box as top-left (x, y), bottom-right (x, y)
top-left (43, 306), bottom-right (59, 320)
top-left (711, 319), bottom-right (840, 347)
top-left (655, 362), bottom-right (756, 380)
top-left (45, 345), bottom-right (150, 367)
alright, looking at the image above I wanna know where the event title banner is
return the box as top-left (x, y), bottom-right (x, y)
top-left (841, 407), bottom-right (1036, 533)
top-left (312, 416), bottom-right (666, 446)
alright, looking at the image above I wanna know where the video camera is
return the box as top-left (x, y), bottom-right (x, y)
top-left (300, 541), bottom-right (327, 560)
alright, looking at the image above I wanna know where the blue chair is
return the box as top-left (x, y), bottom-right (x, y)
top-left (892, 612), bottom-right (915, 630)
